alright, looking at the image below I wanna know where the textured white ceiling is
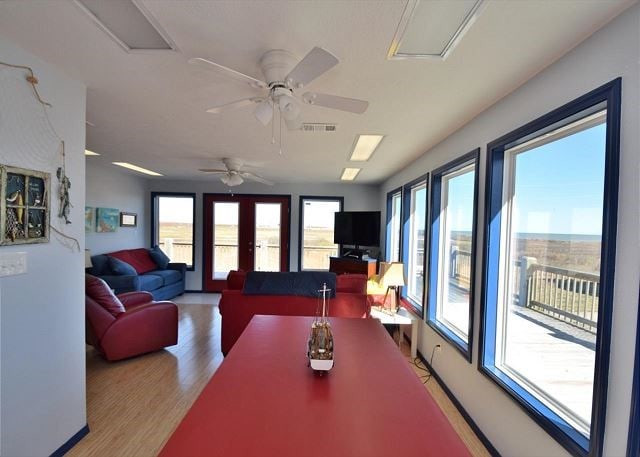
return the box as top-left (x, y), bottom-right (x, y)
top-left (0, 0), bottom-right (634, 184)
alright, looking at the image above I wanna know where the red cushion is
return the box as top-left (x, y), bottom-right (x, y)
top-left (85, 274), bottom-right (125, 316)
top-left (109, 249), bottom-right (157, 274)
top-left (226, 270), bottom-right (246, 290)
top-left (336, 274), bottom-right (367, 294)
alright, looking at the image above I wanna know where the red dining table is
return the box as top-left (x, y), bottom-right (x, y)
top-left (159, 315), bottom-right (471, 457)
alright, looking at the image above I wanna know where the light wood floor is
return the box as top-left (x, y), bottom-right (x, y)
top-left (71, 296), bottom-right (490, 457)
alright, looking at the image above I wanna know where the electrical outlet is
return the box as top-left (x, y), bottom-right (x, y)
top-left (0, 251), bottom-right (27, 277)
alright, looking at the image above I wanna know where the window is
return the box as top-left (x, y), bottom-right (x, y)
top-left (299, 196), bottom-right (343, 270)
top-left (151, 193), bottom-right (195, 270)
top-left (481, 79), bottom-right (621, 457)
top-left (212, 201), bottom-right (239, 278)
top-left (401, 175), bottom-right (428, 312)
top-left (385, 188), bottom-right (402, 262)
top-left (427, 150), bottom-right (479, 359)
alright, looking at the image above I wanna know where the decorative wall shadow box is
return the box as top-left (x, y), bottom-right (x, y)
top-left (0, 165), bottom-right (50, 245)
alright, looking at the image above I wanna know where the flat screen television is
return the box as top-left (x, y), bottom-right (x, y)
top-left (334, 211), bottom-right (381, 247)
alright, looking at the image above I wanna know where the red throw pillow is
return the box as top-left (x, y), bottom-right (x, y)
top-left (226, 270), bottom-right (246, 290)
top-left (85, 274), bottom-right (125, 316)
top-left (109, 249), bottom-right (157, 274)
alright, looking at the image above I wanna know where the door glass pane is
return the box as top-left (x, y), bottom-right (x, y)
top-left (498, 110), bottom-right (606, 434)
top-left (302, 199), bottom-right (341, 270)
top-left (408, 184), bottom-right (426, 302)
top-left (437, 165), bottom-right (475, 340)
top-left (213, 202), bottom-right (239, 279)
top-left (156, 196), bottom-right (194, 267)
top-left (254, 203), bottom-right (281, 272)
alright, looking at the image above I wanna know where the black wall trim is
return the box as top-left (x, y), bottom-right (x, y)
top-left (50, 424), bottom-right (89, 457)
top-left (412, 341), bottom-right (501, 457)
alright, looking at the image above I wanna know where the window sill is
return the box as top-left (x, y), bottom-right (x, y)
top-left (479, 363), bottom-right (589, 457)
top-left (400, 296), bottom-right (423, 319)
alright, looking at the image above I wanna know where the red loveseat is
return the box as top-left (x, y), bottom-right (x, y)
top-left (219, 271), bottom-right (369, 355)
top-left (85, 274), bottom-right (179, 361)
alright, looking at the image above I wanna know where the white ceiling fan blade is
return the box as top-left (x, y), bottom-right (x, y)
top-left (284, 116), bottom-right (302, 131)
top-left (285, 47), bottom-right (338, 88)
top-left (254, 100), bottom-right (274, 126)
top-left (198, 169), bottom-right (228, 174)
top-left (188, 57), bottom-right (268, 89)
top-left (205, 97), bottom-right (264, 114)
top-left (240, 172), bottom-right (274, 186)
top-left (302, 92), bottom-right (369, 114)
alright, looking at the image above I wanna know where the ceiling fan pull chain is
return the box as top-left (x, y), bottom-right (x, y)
top-left (279, 107), bottom-right (283, 155)
top-left (271, 112), bottom-right (276, 145)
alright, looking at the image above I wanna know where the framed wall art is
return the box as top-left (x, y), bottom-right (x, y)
top-left (85, 206), bottom-right (94, 232)
top-left (0, 165), bottom-right (50, 245)
top-left (96, 207), bottom-right (119, 233)
top-left (120, 212), bottom-right (137, 227)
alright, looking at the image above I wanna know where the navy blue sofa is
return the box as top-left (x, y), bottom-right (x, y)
top-left (88, 249), bottom-right (186, 301)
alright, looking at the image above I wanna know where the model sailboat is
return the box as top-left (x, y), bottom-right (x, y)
top-left (307, 283), bottom-right (334, 372)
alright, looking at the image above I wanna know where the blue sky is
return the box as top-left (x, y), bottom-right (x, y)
top-left (512, 123), bottom-right (605, 236)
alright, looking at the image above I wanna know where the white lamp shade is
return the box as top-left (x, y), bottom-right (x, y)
top-left (379, 262), bottom-right (405, 287)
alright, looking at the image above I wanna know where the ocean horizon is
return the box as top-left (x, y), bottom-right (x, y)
top-left (450, 230), bottom-right (600, 242)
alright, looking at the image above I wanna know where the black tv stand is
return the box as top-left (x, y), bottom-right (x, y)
top-left (341, 246), bottom-right (367, 260)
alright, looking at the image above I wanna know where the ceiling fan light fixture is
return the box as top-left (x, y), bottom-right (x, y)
top-left (350, 134), bottom-right (384, 161)
top-left (221, 173), bottom-right (243, 187)
top-left (254, 99), bottom-right (274, 126)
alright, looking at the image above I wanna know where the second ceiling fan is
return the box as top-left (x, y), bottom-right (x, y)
top-left (189, 46), bottom-right (369, 130)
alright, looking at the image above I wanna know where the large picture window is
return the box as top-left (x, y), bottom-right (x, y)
top-left (481, 79), bottom-right (620, 456)
top-left (401, 175), bottom-right (428, 313)
top-left (299, 196), bottom-right (343, 270)
top-left (151, 192), bottom-right (196, 270)
top-left (385, 188), bottom-right (402, 262)
top-left (427, 150), bottom-right (479, 359)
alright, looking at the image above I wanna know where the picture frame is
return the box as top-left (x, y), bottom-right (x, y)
top-left (120, 212), bottom-right (137, 227)
top-left (0, 165), bottom-right (50, 245)
top-left (96, 207), bottom-right (119, 233)
top-left (85, 206), bottom-right (94, 232)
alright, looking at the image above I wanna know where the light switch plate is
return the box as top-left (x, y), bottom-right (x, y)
top-left (0, 252), bottom-right (27, 277)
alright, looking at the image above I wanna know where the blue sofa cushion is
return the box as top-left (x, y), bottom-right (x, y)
top-left (145, 269), bottom-right (182, 286)
top-left (149, 246), bottom-right (171, 269)
top-left (109, 257), bottom-right (137, 276)
top-left (138, 274), bottom-right (163, 291)
top-left (88, 254), bottom-right (111, 276)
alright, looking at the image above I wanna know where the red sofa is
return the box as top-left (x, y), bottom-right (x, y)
top-left (85, 274), bottom-right (179, 361)
top-left (219, 271), bottom-right (369, 355)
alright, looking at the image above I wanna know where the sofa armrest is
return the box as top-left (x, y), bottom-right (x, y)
top-left (167, 263), bottom-right (187, 275)
top-left (118, 291), bottom-right (154, 309)
top-left (98, 275), bottom-right (140, 294)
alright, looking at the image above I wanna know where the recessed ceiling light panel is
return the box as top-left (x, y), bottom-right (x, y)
top-left (341, 168), bottom-right (361, 181)
top-left (112, 162), bottom-right (163, 176)
top-left (388, 0), bottom-right (486, 60)
top-left (350, 134), bottom-right (384, 161)
top-left (74, 0), bottom-right (177, 52)
top-left (84, 149), bottom-right (100, 156)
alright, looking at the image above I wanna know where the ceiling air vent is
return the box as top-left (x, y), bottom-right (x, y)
top-left (302, 123), bottom-right (337, 133)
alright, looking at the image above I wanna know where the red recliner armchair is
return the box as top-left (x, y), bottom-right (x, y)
top-left (85, 274), bottom-right (178, 361)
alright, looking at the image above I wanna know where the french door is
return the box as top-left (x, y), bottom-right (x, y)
top-left (203, 194), bottom-right (290, 292)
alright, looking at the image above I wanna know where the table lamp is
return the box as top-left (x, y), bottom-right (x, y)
top-left (380, 262), bottom-right (405, 314)
top-left (85, 249), bottom-right (92, 269)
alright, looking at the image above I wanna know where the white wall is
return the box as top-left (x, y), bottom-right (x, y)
top-left (0, 38), bottom-right (87, 455)
top-left (85, 161), bottom-right (148, 254)
top-left (148, 179), bottom-right (380, 290)
top-left (380, 6), bottom-right (639, 457)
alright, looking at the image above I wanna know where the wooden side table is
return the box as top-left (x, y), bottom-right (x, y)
top-left (370, 307), bottom-right (418, 358)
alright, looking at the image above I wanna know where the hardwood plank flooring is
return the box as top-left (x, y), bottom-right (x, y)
top-left (71, 296), bottom-right (490, 457)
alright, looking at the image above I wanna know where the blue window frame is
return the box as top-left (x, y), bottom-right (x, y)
top-left (627, 287), bottom-right (640, 457)
top-left (401, 174), bottom-right (428, 315)
top-left (385, 187), bottom-right (403, 262)
top-left (427, 149), bottom-right (480, 361)
top-left (480, 79), bottom-right (621, 457)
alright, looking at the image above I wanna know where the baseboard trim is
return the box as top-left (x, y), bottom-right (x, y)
top-left (50, 424), bottom-right (89, 457)
top-left (408, 336), bottom-right (501, 457)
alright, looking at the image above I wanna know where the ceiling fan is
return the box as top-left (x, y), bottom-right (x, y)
top-left (199, 158), bottom-right (274, 187)
top-left (189, 47), bottom-right (369, 130)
